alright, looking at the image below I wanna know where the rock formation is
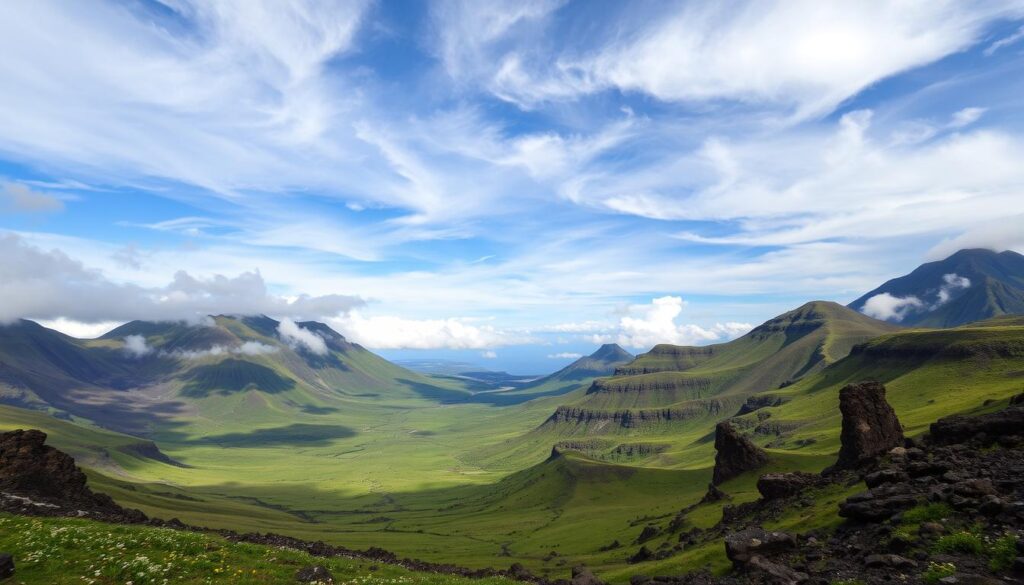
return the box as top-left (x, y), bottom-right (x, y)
top-left (756, 472), bottom-right (826, 500)
top-left (0, 429), bottom-right (145, 521)
top-left (834, 381), bottom-right (903, 469)
top-left (712, 422), bottom-right (769, 485)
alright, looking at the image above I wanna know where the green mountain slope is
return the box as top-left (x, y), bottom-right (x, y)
top-left (849, 248), bottom-right (1024, 327)
top-left (481, 344), bottom-right (635, 404)
top-left (0, 315), bottom-right (470, 434)
top-left (469, 302), bottom-right (897, 469)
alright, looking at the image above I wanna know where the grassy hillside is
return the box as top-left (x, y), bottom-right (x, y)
top-left (0, 513), bottom-right (519, 585)
top-left (473, 302), bottom-right (897, 468)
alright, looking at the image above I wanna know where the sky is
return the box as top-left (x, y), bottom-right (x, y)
top-left (1, 1), bottom-right (1024, 374)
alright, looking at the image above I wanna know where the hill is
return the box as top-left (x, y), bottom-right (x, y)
top-left (469, 302), bottom-right (897, 468)
top-left (848, 248), bottom-right (1024, 327)
top-left (0, 316), bottom-right (469, 434)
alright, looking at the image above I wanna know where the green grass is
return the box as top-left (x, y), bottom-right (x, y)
top-left (0, 513), bottom-right (519, 585)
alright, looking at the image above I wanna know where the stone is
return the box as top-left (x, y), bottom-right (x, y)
top-left (724, 528), bottom-right (796, 565)
top-left (746, 555), bottom-right (808, 584)
top-left (757, 472), bottom-right (824, 500)
top-left (0, 553), bottom-right (12, 579)
top-left (571, 565), bottom-right (605, 585)
top-left (712, 423), bottom-right (769, 485)
top-left (834, 382), bottom-right (904, 470)
top-left (628, 546), bottom-right (653, 564)
top-left (864, 554), bottom-right (917, 569)
top-left (295, 565), bottom-right (334, 583)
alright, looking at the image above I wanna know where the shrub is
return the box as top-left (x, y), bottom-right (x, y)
top-left (988, 535), bottom-right (1019, 571)
top-left (934, 531), bottom-right (984, 555)
top-left (922, 562), bottom-right (956, 584)
top-left (901, 503), bottom-right (952, 524)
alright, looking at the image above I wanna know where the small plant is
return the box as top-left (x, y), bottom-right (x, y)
top-left (902, 502), bottom-right (952, 524)
top-left (922, 562), bottom-right (956, 584)
top-left (987, 534), bottom-right (1019, 571)
top-left (934, 531), bottom-right (984, 555)
top-left (831, 580), bottom-right (866, 585)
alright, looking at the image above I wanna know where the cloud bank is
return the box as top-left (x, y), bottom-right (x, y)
top-left (0, 233), bottom-right (363, 325)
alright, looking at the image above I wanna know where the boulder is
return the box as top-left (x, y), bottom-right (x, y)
top-left (571, 565), bottom-right (605, 585)
top-left (0, 552), bottom-right (12, 579)
top-left (757, 472), bottom-right (824, 500)
top-left (628, 546), bottom-right (653, 564)
top-left (929, 406), bottom-right (1024, 445)
top-left (745, 555), bottom-right (808, 584)
top-left (295, 565), bottom-right (334, 583)
top-left (700, 483), bottom-right (730, 504)
top-left (712, 423), bottom-right (769, 485)
top-left (834, 382), bottom-right (904, 470)
top-left (724, 528), bottom-right (796, 565)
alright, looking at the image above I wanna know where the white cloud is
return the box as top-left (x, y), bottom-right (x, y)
top-left (950, 107), bottom-right (986, 129)
top-left (35, 318), bottom-right (122, 339)
top-left (547, 352), bottom-right (582, 359)
top-left (588, 296), bottom-right (752, 349)
top-left (277, 318), bottom-right (328, 355)
top-left (0, 233), bottom-right (363, 324)
top-left (480, 350), bottom-right (497, 359)
top-left (984, 24), bottom-right (1024, 55)
top-left (935, 273), bottom-right (971, 306)
top-left (453, 2), bottom-right (1022, 117)
top-left (927, 217), bottom-right (1024, 259)
top-left (331, 311), bottom-right (528, 350)
top-left (161, 341), bottom-right (280, 360)
top-left (123, 335), bottom-right (152, 358)
top-left (1, 182), bottom-right (65, 213)
top-left (860, 292), bottom-right (925, 322)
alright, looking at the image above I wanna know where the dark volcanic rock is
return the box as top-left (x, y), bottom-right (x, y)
top-left (0, 552), bottom-right (12, 579)
top-left (571, 565), bottom-right (605, 585)
top-left (745, 555), bottom-right (808, 584)
top-left (928, 405), bottom-right (1024, 445)
top-left (712, 423), bottom-right (769, 485)
top-left (834, 382), bottom-right (903, 470)
top-left (629, 546), bottom-right (654, 564)
top-left (700, 483), bottom-right (730, 504)
top-left (756, 472), bottom-right (825, 500)
top-left (0, 429), bottom-right (145, 521)
top-left (296, 565), bottom-right (334, 583)
top-left (724, 528), bottom-right (796, 565)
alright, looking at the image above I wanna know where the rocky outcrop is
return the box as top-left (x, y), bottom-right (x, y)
top-left (546, 401), bottom-right (729, 429)
top-left (756, 472), bottom-right (826, 500)
top-left (0, 429), bottom-right (145, 522)
top-left (834, 382), bottom-right (903, 470)
top-left (712, 423), bottom-right (769, 485)
top-left (736, 395), bottom-right (786, 416)
top-left (927, 404), bottom-right (1024, 445)
top-left (296, 564), bottom-right (334, 583)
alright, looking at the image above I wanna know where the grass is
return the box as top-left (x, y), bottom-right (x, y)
top-left (901, 503), bottom-right (952, 524)
top-left (0, 513), bottom-right (519, 585)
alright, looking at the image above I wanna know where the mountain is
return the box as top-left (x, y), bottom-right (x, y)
top-left (472, 302), bottom-right (897, 468)
top-left (0, 315), bottom-right (468, 434)
top-left (848, 248), bottom-right (1024, 328)
top-left (532, 344), bottom-right (633, 385)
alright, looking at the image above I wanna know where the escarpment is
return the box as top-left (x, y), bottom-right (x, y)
top-left (545, 400), bottom-right (731, 430)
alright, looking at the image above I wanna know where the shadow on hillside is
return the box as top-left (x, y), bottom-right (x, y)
top-left (189, 423), bottom-right (357, 447)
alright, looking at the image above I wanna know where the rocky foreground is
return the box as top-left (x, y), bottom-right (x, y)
top-left (634, 384), bottom-right (1024, 585)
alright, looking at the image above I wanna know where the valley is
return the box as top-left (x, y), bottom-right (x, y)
top-left (0, 249), bottom-right (1023, 583)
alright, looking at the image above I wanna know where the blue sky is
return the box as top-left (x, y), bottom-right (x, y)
top-left (2, 1), bottom-right (1024, 373)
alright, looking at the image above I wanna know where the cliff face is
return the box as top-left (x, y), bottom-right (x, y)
top-left (546, 400), bottom-right (730, 429)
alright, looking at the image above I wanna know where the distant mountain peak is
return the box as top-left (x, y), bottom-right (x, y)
top-left (849, 248), bottom-right (1024, 328)
top-left (590, 343), bottom-right (632, 363)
